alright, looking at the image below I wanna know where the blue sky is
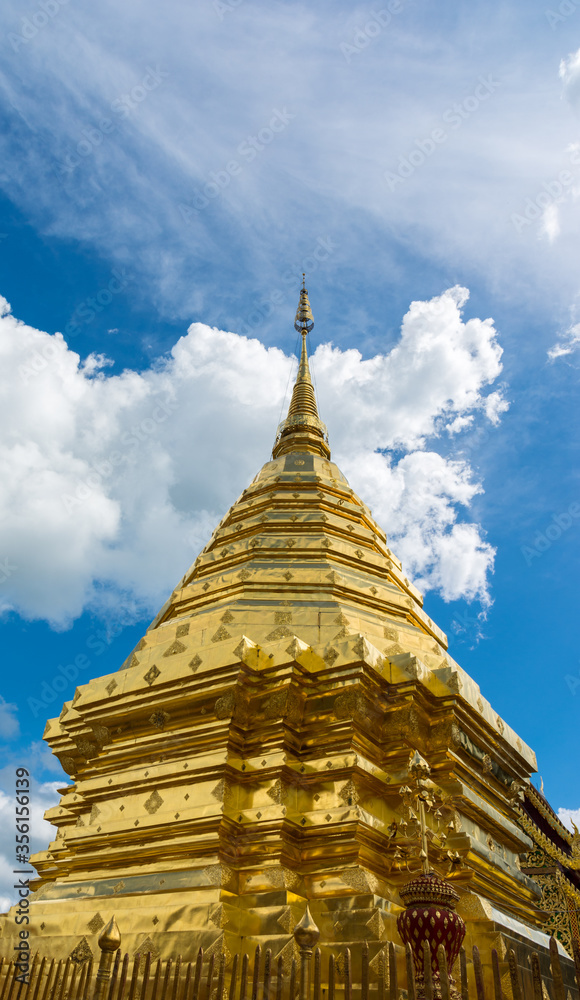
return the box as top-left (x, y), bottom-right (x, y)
top-left (1, 0), bottom-right (580, 906)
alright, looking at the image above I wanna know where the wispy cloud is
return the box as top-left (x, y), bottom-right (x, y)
top-left (0, 1), bottom-right (578, 330)
top-left (548, 321), bottom-right (580, 360)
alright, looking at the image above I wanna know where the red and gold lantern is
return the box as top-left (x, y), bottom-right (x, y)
top-left (397, 871), bottom-right (465, 997)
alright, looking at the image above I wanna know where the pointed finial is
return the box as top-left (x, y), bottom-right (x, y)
top-left (293, 905), bottom-right (320, 950)
top-left (93, 915), bottom-right (121, 1000)
top-left (98, 915), bottom-right (121, 952)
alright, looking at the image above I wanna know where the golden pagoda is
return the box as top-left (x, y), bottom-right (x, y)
top-left (0, 282), bottom-right (566, 975)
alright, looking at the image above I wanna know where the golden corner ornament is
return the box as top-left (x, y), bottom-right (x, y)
top-left (1, 282), bottom-right (578, 973)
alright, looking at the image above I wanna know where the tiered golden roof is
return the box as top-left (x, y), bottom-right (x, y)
top-left (0, 284), bottom-right (545, 973)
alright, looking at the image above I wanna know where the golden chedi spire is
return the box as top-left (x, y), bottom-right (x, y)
top-left (272, 276), bottom-right (330, 459)
top-left (6, 281), bottom-right (543, 970)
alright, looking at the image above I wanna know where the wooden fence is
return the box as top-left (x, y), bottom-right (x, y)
top-left (1, 924), bottom-right (580, 1000)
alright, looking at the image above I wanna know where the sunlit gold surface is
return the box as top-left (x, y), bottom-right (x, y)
top-left (0, 289), bottom-right (545, 967)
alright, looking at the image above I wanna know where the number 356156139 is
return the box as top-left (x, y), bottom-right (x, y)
top-left (16, 768), bottom-right (30, 839)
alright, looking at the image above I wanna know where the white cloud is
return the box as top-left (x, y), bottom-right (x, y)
top-left (0, 698), bottom-right (19, 739)
top-left (341, 450), bottom-right (494, 604)
top-left (315, 286), bottom-right (504, 452)
top-left (446, 415), bottom-right (474, 436)
top-left (483, 390), bottom-right (509, 425)
top-left (540, 202), bottom-right (560, 243)
top-left (548, 322), bottom-right (580, 360)
top-left (560, 48), bottom-right (580, 112)
top-left (558, 807), bottom-right (580, 832)
top-left (0, 285), bottom-right (505, 625)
